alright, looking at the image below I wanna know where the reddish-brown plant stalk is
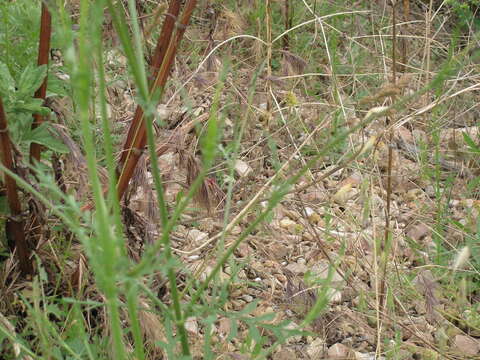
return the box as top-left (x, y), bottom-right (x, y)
top-left (116, 0), bottom-right (198, 201)
top-left (0, 97), bottom-right (33, 275)
top-left (119, 0), bottom-right (182, 168)
top-left (29, 3), bottom-right (52, 162)
top-left (81, 0), bottom-right (198, 212)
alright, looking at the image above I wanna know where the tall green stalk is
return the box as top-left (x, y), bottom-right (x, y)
top-left (75, 0), bottom-right (126, 356)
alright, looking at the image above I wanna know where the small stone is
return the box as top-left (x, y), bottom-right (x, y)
top-left (231, 300), bottom-right (244, 310)
top-left (236, 242), bottom-right (253, 258)
top-left (333, 183), bottom-right (353, 205)
top-left (406, 223), bottom-right (430, 241)
top-left (303, 206), bottom-right (322, 223)
top-left (425, 185), bottom-right (435, 197)
top-left (275, 273), bottom-right (287, 283)
top-left (304, 207), bottom-right (315, 217)
top-left (406, 188), bottom-right (424, 201)
top-left (184, 317), bottom-right (198, 335)
top-left (187, 229), bottom-right (208, 244)
top-left (302, 190), bottom-right (327, 203)
top-left (279, 218), bottom-right (303, 234)
top-left (328, 288), bottom-right (342, 304)
top-left (311, 260), bottom-right (343, 283)
top-left (284, 322), bottom-right (302, 344)
top-left (234, 160), bottom-right (252, 177)
top-left (218, 318), bottom-right (231, 338)
top-left (157, 104), bottom-right (170, 119)
top-left (355, 352), bottom-right (378, 360)
top-left (198, 265), bottom-right (214, 281)
top-left (328, 343), bottom-right (351, 358)
top-left (286, 262), bottom-right (308, 275)
top-left (306, 337), bottom-right (325, 358)
top-left (297, 258), bottom-right (306, 265)
top-left (454, 335), bottom-right (480, 356)
top-left (219, 271), bottom-right (230, 282)
top-left (242, 294), bottom-right (254, 303)
top-left (231, 225), bottom-right (242, 235)
top-left (308, 211), bottom-right (321, 223)
top-left (271, 243), bottom-right (288, 259)
top-left (273, 348), bottom-right (296, 360)
top-left (198, 218), bottom-right (215, 232)
top-left (280, 217), bottom-right (297, 231)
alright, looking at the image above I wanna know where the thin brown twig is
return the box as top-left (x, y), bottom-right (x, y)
top-left (377, 0), bottom-right (398, 355)
top-left (265, 0), bottom-right (272, 117)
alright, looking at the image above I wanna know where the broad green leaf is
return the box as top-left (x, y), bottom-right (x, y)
top-left (0, 62), bottom-right (15, 97)
top-left (17, 64), bottom-right (47, 98)
top-left (13, 98), bottom-right (51, 116)
top-left (26, 123), bottom-right (69, 153)
top-left (6, 114), bottom-right (32, 144)
top-left (47, 74), bottom-right (69, 97)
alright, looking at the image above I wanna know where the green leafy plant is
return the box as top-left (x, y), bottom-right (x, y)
top-left (0, 62), bottom-right (67, 154)
top-left (446, 0), bottom-right (480, 30)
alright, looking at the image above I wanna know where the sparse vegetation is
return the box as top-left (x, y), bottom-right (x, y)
top-left (0, 0), bottom-right (479, 359)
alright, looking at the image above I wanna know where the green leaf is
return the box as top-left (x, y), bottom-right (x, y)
top-left (201, 64), bottom-right (229, 166)
top-left (25, 123), bottom-right (69, 153)
top-left (17, 64), bottom-right (47, 98)
top-left (0, 196), bottom-right (9, 215)
top-left (47, 74), bottom-right (69, 97)
top-left (202, 111), bottom-right (218, 165)
top-left (225, 318), bottom-right (238, 342)
top-left (0, 62), bottom-right (16, 97)
top-left (13, 98), bottom-right (51, 115)
top-left (267, 136), bottom-right (281, 171)
top-left (463, 132), bottom-right (480, 154)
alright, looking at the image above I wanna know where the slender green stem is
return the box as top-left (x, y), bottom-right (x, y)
top-left (92, 0), bottom-right (124, 252)
top-left (143, 106), bottom-right (191, 355)
top-left (76, 0), bottom-right (125, 356)
top-left (126, 282), bottom-right (146, 360)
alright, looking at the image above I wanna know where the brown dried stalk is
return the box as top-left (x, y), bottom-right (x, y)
top-left (403, 0), bottom-right (410, 22)
top-left (398, 0), bottom-right (409, 72)
top-left (115, 0), bottom-right (198, 201)
top-left (0, 97), bottom-right (33, 276)
top-left (29, 3), bottom-right (52, 162)
top-left (377, 0), bottom-right (398, 353)
top-left (265, 0), bottom-right (272, 115)
top-left (283, 0), bottom-right (292, 50)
